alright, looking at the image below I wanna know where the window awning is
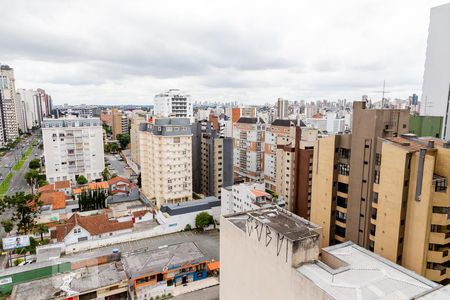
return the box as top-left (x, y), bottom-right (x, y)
top-left (207, 261), bottom-right (220, 271)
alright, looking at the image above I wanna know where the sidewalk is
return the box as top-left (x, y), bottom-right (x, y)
top-left (173, 277), bottom-right (219, 297)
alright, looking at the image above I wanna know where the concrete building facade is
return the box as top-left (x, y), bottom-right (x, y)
top-left (192, 121), bottom-right (233, 199)
top-left (0, 65), bottom-right (19, 146)
top-left (276, 98), bottom-right (289, 119)
top-left (220, 182), bottom-right (271, 215)
top-left (421, 3), bottom-right (450, 139)
top-left (42, 117), bottom-right (105, 183)
top-left (311, 101), bottom-right (410, 248)
top-left (220, 206), bottom-right (442, 300)
top-left (111, 108), bottom-right (128, 139)
top-left (263, 119), bottom-right (297, 193)
top-left (154, 89), bottom-right (193, 118)
top-left (130, 110), bottom-right (148, 166)
top-left (139, 118), bottom-right (192, 207)
top-left (233, 117), bottom-right (265, 182)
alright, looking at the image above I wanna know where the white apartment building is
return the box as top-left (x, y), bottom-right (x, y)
top-left (221, 182), bottom-right (271, 215)
top-left (421, 3), bottom-right (450, 139)
top-left (0, 65), bottom-right (19, 146)
top-left (154, 89), bottom-right (193, 118)
top-left (139, 118), bottom-right (192, 207)
top-left (42, 117), bottom-right (105, 183)
top-left (233, 117), bottom-right (266, 182)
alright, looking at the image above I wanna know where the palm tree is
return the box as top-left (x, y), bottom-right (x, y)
top-left (36, 224), bottom-right (49, 241)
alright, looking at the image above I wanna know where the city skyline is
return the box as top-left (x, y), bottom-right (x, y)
top-left (1, 0), bottom-right (448, 105)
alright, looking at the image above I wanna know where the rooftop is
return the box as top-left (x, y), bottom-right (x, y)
top-left (271, 119), bottom-right (296, 127)
top-left (122, 242), bottom-right (209, 278)
top-left (236, 117), bottom-right (265, 124)
top-left (160, 196), bottom-right (220, 216)
top-left (51, 213), bottom-right (133, 242)
top-left (225, 206), bottom-right (320, 241)
top-left (11, 262), bottom-right (127, 300)
top-left (383, 135), bottom-right (450, 152)
top-left (298, 241), bottom-right (439, 300)
top-left (39, 191), bottom-right (66, 210)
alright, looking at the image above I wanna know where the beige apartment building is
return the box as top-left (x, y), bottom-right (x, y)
top-left (276, 126), bottom-right (317, 218)
top-left (112, 108), bottom-right (128, 139)
top-left (139, 118), bottom-right (192, 207)
top-left (233, 117), bottom-right (265, 182)
top-left (370, 135), bottom-right (450, 283)
top-left (130, 110), bottom-right (147, 166)
top-left (264, 119), bottom-right (297, 192)
top-left (311, 101), bottom-right (410, 248)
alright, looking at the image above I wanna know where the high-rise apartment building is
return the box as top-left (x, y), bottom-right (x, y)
top-left (112, 108), bottom-right (128, 139)
top-left (276, 125), bottom-right (317, 217)
top-left (311, 101), bottom-right (410, 248)
top-left (130, 110), bottom-right (147, 166)
top-left (139, 118), bottom-right (192, 207)
top-left (368, 135), bottom-right (450, 283)
top-left (276, 98), bottom-right (289, 119)
top-left (220, 206), bottom-right (443, 300)
top-left (42, 117), bottom-right (105, 183)
top-left (233, 117), bottom-right (265, 182)
top-left (37, 88), bottom-right (53, 119)
top-left (421, 3), bottom-right (450, 139)
top-left (264, 119), bottom-right (297, 192)
top-left (220, 182), bottom-right (270, 215)
top-left (154, 89), bottom-right (193, 118)
top-left (192, 121), bottom-right (233, 199)
top-left (0, 65), bottom-right (19, 146)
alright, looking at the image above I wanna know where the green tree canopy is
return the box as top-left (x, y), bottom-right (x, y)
top-left (116, 133), bottom-right (130, 149)
top-left (1, 219), bottom-right (14, 234)
top-left (4, 192), bottom-right (42, 234)
top-left (76, 175), bottom-right (88, 185)
top-left (35, 223), bottom-right (49, 241)
top-left (28, 159), bottom-right (41, 170)
top-left (24, 170), bottom-right (39, 185)
top-left (195, 212), bottom-right (213, 231)
top-left (101, 167), bottom-right (111, 181)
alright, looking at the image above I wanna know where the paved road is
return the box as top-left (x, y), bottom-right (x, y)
top-left (173, 285), bottom-right (219, 300)
top-left (106, 154), bottom-right (132, 179)
top-left (64, 230), bottom-right (220, 262)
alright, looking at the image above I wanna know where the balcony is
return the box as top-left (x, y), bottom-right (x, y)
top-left (431, 213), bottom-right (450, 226)
top-left (429, 232), bottom-right (450, 245)
top-left (425, 265), bottom-right (447, 282)
top-left (427, 249), bottom-right (450, 264)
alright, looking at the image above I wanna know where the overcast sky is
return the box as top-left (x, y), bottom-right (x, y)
top-left (1, 0), bottom-right (448, 105)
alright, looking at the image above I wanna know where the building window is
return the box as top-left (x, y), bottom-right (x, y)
top-left (375, 153), bottom-right (382, 166)
top-left (338, 148), bottom-right (351, 159)
top-left (337, 163), bottom-right (350, 176)
top-left (374, 170), bottom-right (380, 184)
top-left (433, 174), bottom-right (447, 192)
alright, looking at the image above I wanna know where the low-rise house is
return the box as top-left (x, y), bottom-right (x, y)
top-left (133, 210), bottom-right (153, 223)
top-left (50, 213), bottom-right (133, 245)
top-left (122, 242), bottom-right (212, 300)
top-left (157, 196), bottom-right (220, 229)
top-left (38, 180), bottom-right (72, 196)
top-left (10, 261), bottom-right (129, 300)
top-left (108, 176), bottom-right (133, 195)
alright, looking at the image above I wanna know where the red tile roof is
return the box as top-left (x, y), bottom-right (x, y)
top-left (88, 182), bottom-right (109, 189)
top-left (54, 180), bottom-right (71, 189)
top-left (39, 191), bottom-right (66, 210)
top-left (51, 213), bottom-right (133, 242)
top-left (249, 189), bottom-right (269, 197)
top-left (38, 184), bottom-right (55, 193)
top-left (108, 176), bottom-right (130, 185)
top-left (132, 210), bottom-right (151, 218)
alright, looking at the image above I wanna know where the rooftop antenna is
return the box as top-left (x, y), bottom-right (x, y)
top-left (374, 80), bottom-right (391, 108)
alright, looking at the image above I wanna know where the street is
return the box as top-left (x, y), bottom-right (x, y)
top-left (105, 154), bottom-right (133, 179)
top-left (173, 285), bottom-right (219, 300)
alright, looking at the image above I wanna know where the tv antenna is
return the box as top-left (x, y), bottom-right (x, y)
top-left (374, 80), bottom-right (391, 108)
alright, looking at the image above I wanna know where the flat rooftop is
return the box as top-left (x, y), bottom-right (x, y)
top-left (11, 262), bottom-right (127, 300)
top-left (418, 284), bottom-right (450, 299)
top-left (225, 206), bottom-right (320, 241)
top-left (384, 136), bottom-right (450, 152)
top-left (122, 242), bottom-right (209, 278)
top-left (298, 242), bottom-right (440, 300)
top-left (160, 197), bottom-right (220, 216)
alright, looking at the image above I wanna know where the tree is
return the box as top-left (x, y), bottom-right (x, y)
top-left (111, 173), bottom-right (118, 178)
top-left (76, 175), bottom-right (88, 185)
top-left (1, 219), bottom-right (14, 234)
top-left (116, 133), bottom-right (130, 149)
top-left (101, 167), bottom-right (111, 181)
top-left (38, 180), bottom-right (49, 187)
top-left (5, 192), bottom-right (42, 235)
top-left (78, 188), bottom-right (108, 211)
top-left (28, 159), bottom-right (41, 170)
top-left (110, 142), bottom-right (119, 154)
top-left (25, 170), bottom-right (39, 194)
top-left (35, 223), bottom-right (48, 241)
top-left (195, 212), bottom-right (213, 231)
top-left (137, 173), bottom-right (141, 188)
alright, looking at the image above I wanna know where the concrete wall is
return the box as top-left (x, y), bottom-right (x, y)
top-left (220, 216), bottom-right (331, 300)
